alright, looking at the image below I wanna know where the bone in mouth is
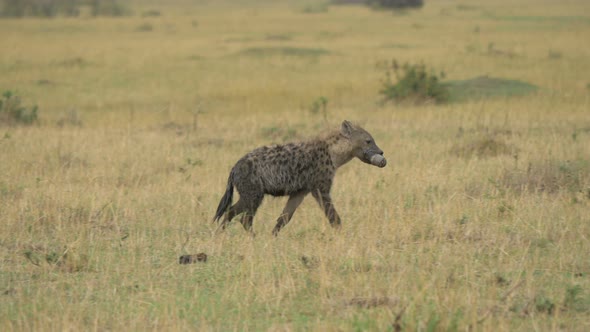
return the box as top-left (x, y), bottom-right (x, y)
top-left (370, 155), bottom-right (387, 168)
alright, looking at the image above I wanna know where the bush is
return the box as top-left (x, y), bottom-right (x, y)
top-left (379, 60), bottom-right (449, 104)
top-left (89, 0), bottom-right (129, 17)
top-left (309, 96), bottom-right (328, 122)
top-left (0, 0), bottom-right (129, 17)
top-left (0, 0), bottom-right (79, 17)
top-left (0, 91), bottom-right (39, 125)
top-left (301, 3), bottom-right (329, 14)
top-left (331, 0), bottom-right (366, 4)
top-left (141, 9), bottom-right (161, 17)
top-left (368, 0), bottom-right (423, 9)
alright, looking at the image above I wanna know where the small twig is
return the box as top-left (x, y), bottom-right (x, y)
top-left (390, 281), bottom-right (435, 331)
top-left (475, 279), bottom-right (525, 325)
top-left (392, 301), bottom-right (409, 332)
top-left (24, 251), bottom-right (41, 267)
top-left (181, 229), bottom-right (191, 252)
top-left (91, 202), bottom-right (110, 222)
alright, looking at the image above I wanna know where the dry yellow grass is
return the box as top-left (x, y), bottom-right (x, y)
top-left (1, 0), bottom-right (589, 330)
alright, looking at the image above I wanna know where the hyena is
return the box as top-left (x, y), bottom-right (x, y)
top-left (213, 120), bottom-right (387, 236)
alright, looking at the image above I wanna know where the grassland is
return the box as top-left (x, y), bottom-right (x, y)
top-left (1, 0), bottom-right (589, 330)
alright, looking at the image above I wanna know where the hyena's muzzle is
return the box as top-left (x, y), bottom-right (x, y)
top-left (363, 146), bottom-right (387, 168)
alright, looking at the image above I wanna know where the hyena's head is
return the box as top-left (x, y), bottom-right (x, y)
top-left (341, 120), bottom-right (387, 168)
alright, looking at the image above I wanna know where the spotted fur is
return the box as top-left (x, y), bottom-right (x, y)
top-left (213, 120), bottom-right (386, 236)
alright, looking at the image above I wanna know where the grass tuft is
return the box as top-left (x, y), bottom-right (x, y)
top-left (451, 136), bottom-right (517, 158)
top-left (0, 1), bottom-right (589, 330)
top-left (378, 60), bottom-right (449, 104)
top-left (235, 46), bottom-right (332, 57)
top-left (301, 3), bottom-right (330, 14)
top-left (55, 57), bottom-right (89, 67)
top-left (260, 125), bottom-right (300, 142)
top-left (136, 23), bottom-right (154, 32)
top-left (500, 159), bottom-right (590, 194)
top-left (0, 91), bottom-right (38, 125)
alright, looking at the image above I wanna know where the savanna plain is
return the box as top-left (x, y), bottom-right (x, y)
top-left (1, 0), bottom-right (589, 330)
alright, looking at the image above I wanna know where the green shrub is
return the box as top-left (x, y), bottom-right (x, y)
top-left (141, 9), bottom-right (161, 17)
top-left (379, 60), bottom-right (449, 104)
top-left (0, 0), bottom-right (79, 17)
top-left (301, 3), bottom-right (329, 13)
top-left (260, 126), bottom-right (299, 142)
top-left (236, 47), bottom-right (331, 58)
top-left (0, 0), bottom-right (129, 17)
top-left (368, 0), bottom-right (423, 9)
top-left (136, 23), bottom-right (154, 32)
top-left (89, 0), bottom-right (130, 17)
top-left (0, 91), bottom-right (38, 125)
top-left (534, 296), bottom-right (555, 314)
top-left (309, 96), bottom-right (328, 122)
top-left (564, 285), bottom-right (590, 312)
top-left (331, 0), bottom-right (424, 10)
top-left (331, 0), bottom-right (366, 4)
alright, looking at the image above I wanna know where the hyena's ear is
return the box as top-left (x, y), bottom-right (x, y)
top-left (341, 120), bottom-right (355, 138)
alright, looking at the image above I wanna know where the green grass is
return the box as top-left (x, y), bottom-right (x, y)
top-left (380, 42), bottom-right (413, 49)
top-left (484, 14), bottom-right (590, 24)
top-left (235, 46), bottom-right (333, 57)
top-left (445, 76), bottom-right (539, 102)
top-left (0, 0), bottom-right (589, 330)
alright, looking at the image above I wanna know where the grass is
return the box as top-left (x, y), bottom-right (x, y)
top-left (451, 135), bottom-right (517, 158)
top-left (445, 76), bottom-right (539, 102)
top-left (500, 159), bottom-right (590, 195)
top-left (1, 0), bottom-right (590, 330)
top-left (235, 46), bottom-right (332, 57)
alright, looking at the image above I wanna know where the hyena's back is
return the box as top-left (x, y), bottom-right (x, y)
top-left (233, 140), bottom-right (335, 197)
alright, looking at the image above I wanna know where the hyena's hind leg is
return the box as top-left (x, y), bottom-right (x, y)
top-left (272, 191), bottom-right (307, 236)
top-left (218, 192), bottom-right (263, 233)
top-left (239, 193), bottom-right (263, 233)
top-left (218, 198), bottom-right (248, 230)
top-left (217, 199), bottom-right (245, 231)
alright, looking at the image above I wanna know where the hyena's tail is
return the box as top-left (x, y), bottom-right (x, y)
top-left (213, 171), bottom-right (234, 222)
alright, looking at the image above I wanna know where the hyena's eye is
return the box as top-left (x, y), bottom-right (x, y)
top-left (365, 139), bottom-right (372, 144)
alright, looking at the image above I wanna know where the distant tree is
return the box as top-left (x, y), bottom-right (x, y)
top-left (331, 0), bottom-right (367, 4)
top-left (0, 0), bottom-right (26, 17)
top-left (368, 0), bottom-right (424, 9)
top-left (0, 0), bottom-right (129, 17)
top-left (89, 0), bottom-right (130, 17)
top-left (0, 0), bottom-right (77, 17)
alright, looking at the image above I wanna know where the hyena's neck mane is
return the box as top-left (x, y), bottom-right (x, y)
top-left (312, 130), bottom-right (354, 169)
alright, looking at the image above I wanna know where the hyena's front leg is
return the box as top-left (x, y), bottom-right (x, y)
top-left (272, 191), bottom-right (307, 236)
top-left (312, 189), bottom-right (341, 228)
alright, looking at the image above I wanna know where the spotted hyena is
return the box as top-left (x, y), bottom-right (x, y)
top-left (213, 120), bottom-right (387, 236)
